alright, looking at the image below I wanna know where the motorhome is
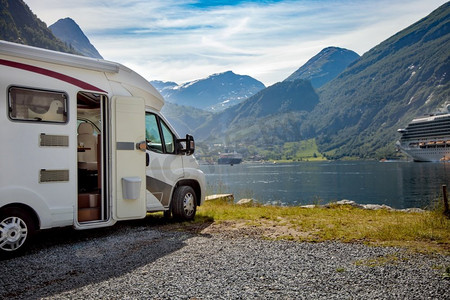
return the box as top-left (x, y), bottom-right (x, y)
top-left (0, 41), bottom-right (206, 255)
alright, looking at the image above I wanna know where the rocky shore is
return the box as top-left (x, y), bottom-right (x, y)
top-left (209, 194), bottom-right (428, 212)
top-left (1, 219), bottom-right (449, 299)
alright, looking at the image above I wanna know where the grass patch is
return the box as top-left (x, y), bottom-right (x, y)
top-left (195, 199), bottom-right (450, 255)
top-left (443, 266), bottom-right (450, 278)
top-left (354, 254), bottom-right (405, 267)
top-left (280, 139), bottom-right (327, 162)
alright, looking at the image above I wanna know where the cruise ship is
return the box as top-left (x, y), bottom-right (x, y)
top-left (218, 152), bottom-right (243, 165)
top-left (396, 106), bottom-right (450, 162)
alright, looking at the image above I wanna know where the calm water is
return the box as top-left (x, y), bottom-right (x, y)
top-left (200, 161), bottom-right (450, 209)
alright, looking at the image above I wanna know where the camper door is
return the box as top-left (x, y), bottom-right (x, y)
top-left (112, 96), bottom-right (146, 220)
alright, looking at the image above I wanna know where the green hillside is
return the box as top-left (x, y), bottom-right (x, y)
top-left (304, 2), bottom-right (450, 159)
top-left (196, 2), bottom-right (450, 161)
top-left (0, 0), bottom-right (77, 53)
top-left (284, 47), bottom-right (360, 88)
top-left (195, 79), bottom-right (319, 146)
top-left (161, 102), bottom-right (214, 136)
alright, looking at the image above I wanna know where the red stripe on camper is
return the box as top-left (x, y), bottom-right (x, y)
top-left (0, 58), bottom-right (107, 93)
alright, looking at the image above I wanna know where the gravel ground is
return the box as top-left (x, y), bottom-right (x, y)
top-left (1, 219), bottom-right (449, 300)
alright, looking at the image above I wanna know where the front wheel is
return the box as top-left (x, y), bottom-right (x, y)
top-left (0, 207), bottom-right (35, 256)
top-left (172, 186), bottom-right (197, 221)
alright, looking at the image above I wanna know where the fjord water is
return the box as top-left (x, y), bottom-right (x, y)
top-left (201, 161), bottom-right (450, 209)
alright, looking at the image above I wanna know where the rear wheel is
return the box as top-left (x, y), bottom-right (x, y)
top-left (0, 207), bottom-right (35, 255)
top-left (172, 186), bottom-right (197, 221)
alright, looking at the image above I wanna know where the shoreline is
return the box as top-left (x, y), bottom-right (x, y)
top-left (206, 194), bottom-right (428, 212)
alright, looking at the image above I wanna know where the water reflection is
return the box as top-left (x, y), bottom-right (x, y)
top-left (201, 161), bottom-right (450, 209)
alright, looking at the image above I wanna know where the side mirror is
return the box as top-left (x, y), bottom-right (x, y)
top-left (177, 134), bottom-right (195, 156)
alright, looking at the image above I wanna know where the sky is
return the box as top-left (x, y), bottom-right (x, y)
top-left (24, 0), bottom-right (448, 86)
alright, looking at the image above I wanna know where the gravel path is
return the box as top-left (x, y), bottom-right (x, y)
top-left (1, 220), bottom-right (449, 299)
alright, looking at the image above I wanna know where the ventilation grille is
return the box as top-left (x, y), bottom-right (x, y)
top-left (40, 134), bottom-right (69, 147)
top-left (40, 169), bottom-right (69, 183)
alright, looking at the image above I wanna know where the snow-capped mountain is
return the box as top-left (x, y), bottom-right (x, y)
top-left (151, 71), bottom-right (265, 111)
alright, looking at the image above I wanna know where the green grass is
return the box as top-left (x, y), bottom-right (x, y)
top-left (354, 254), bottom-right (405, 267)
top-left (195, 197), bottom-right (450, 254)
top-left (280, 139), bottom-right (327, 162)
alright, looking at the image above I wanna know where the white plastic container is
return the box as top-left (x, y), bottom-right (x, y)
top-left (122, 177), bottom-right (142, 200)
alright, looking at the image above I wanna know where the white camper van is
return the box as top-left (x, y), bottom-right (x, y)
top-left (0, 41), bottom-right (206, 255)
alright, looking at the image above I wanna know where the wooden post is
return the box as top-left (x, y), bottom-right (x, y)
top-left (443, 185), bottom-right (449, 217)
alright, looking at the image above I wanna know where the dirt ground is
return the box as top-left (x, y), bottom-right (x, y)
top-left (161, 219), bottom-right (315, 241)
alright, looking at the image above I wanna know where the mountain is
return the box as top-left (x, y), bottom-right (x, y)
top-left (193, 3), bottom-right (449, 161)
top-left (49, 17), bottom-right (103, 59)
top-left (0, 0), bottom-right (77, 53)
top-left (154, 71), bottom-right (266, 112)
top-left (284, 47), bottom-right (360, 88)
top-left (302, 2), bottom-right (450, 159)
top-left (195, 79), bottom-right (319, 145)
top-left (150, 80), bottom-right (179, 92)
top-left (161, 102), bottom-right (213, 137)
top-left (225, 79), bottom-right (318, 120)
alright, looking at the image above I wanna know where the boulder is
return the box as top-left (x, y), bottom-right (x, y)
top-left (300, 205), bottom-right (318, 209)
top-left (236, 198), bottom-right (254, 205)
top-left (399, 208), bottom-right (425, 213)
top-left (361, 204), bottom-right (393, 210)
top-left (325, 199), bottom-right (363, 208)
top-left (205, 194), bottom-right (234, 202)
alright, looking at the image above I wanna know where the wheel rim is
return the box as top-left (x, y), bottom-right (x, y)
top-left (0, 216), bottom-right (28, 252)
top-left (183, 192), bottom-right (195, 216)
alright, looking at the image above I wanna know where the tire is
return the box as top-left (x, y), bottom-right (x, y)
top-left (0, 207), bottom-right (35, 256)
top-left (171, 186), bottom-right (197, 221)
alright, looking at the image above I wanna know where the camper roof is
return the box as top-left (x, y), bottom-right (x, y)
top-left (0, 40), bottom-right (164, 110)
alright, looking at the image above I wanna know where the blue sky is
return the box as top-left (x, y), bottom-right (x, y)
top-left (24, 0), bottom-right (448, 86)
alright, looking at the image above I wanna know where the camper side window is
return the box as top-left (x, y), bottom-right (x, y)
top-left (160, 120), bottom-right (175, 154)
top-left (145, 113), bottom-right (175, 154)
top-left (8, 87), bottom-right (68, 123)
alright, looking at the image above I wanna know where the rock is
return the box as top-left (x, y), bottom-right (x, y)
top-left (325, 199), bottom-right (363, 208)
top-left (300, 205), bottom-right (318, 209)
top-left (361, 204), bottom-right (393, 210)
top-left (297, 199), bottom-right (423, 213)
top-left (236, 198), bottom-right (254, 205)
top-left (205, 194), bottom-right (234, 202)
top-left (399, 208), bottom-right (425, 213)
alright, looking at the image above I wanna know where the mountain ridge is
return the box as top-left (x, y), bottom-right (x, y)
top-left (190, 2), bottom-right (449, 161)
top-left (305, 1), bottom-right (450, 159)
top-left (153, 70), bottom-right (266, 112)
top-left (49, 17), bottom-right (103, 59)
top-left (0, 0), bottom-right (77, 54)
top-left (194, 79), bottom-right (319, 144)
top-left (284, 46), bottom-right (360, 88)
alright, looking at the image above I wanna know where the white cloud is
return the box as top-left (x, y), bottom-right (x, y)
top-left (24, 0), bottom-right (448, 86)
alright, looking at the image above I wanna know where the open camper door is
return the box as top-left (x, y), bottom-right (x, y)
top-left (112, 96), bottom-right (146, 219)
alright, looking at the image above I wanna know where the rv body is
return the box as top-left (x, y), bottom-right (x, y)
top-left (0, 41), bottom-right (206, 255)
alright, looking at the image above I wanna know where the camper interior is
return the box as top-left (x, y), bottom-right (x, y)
top-left (77, 91), bottom-right (108, 223)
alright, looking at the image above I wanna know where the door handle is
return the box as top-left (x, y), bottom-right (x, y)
top-left (136, 141), bottom-right (146, 152)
